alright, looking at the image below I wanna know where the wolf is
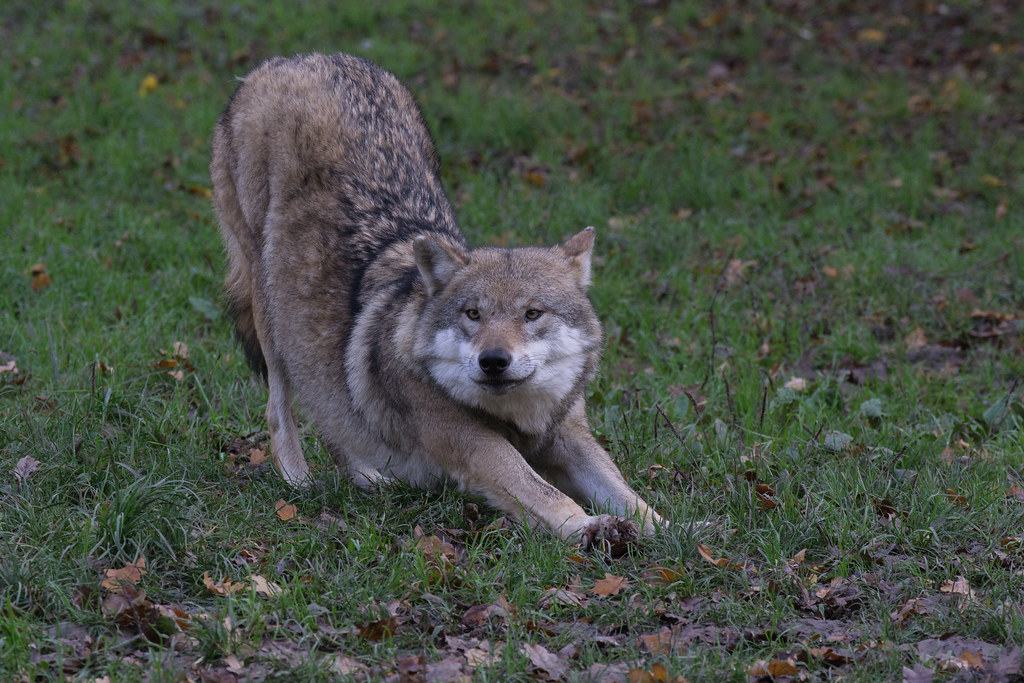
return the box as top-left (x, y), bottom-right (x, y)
top-left (210, 53), bottom-right (663, 546)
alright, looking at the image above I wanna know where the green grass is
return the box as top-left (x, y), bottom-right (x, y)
top-left (2, 1), bottom-right (1023, 680)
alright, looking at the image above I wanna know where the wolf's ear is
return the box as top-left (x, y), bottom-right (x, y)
top-left (414, 236), bottom-right (468, 295)
top-left (560, 226), bottom-right (595, 289)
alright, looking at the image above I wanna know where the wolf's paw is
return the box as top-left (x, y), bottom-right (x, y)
top-left (579, 514), bottom-right (640, 554)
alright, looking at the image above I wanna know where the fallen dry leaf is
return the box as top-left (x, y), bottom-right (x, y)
top-left (248, 447), bottom-right (269, 466)
top-left (328, 655), bottom-right (368, 676)
top-left (223, 654), bottom-right (245, 674)
top-left (784, 376), bottom-right (808, 391)
top-left (857, 28), bottom-right (885, 42)
top-left (945, 488), bottom-right (968, 506)
top-left (939, 575), bottom-right (977, 602)
top-left (275, 499), bottom-right (298, 521)
top-left (538, 587), bottom-right (587, 609)
top-left (249, 574), bottom-right (283, 597)
top-left (722, 258), bottom-right (757, 289)
top-left (872, 498), bottom-right (899, 519)
top-left (0, 358), bottom-right (20, 377)
top-left (697, 544), bottom-right (757, 573)
top-left (14, 455), bottom-right (41, 484)
top-left (522, 642), bottom-right (568, 681)
top-left (29, 263), bottom-right (51, 291)
top-left (101, 557), bottom-right (147, 592)
top-left (412, 526), bottom-right (458, 583)
top-left (750, 658), bottom-right (800, 677)
top-left (461, 596), bottom-right (510, 628)
top-left (890, 596), bottom-right (933, 626)
top-left (591, 573), bottom-right (629, 597)
top-left (995, 197), bottom-right (1008, 221)
top-left (641, 565), bottom-right (685, 587)
top-left (464, 640), bottom-right (502, 667)
top-left (202, 572), bottom-right (246, 596)
top-left (627, 663), bottom-right (687, 682)
top-left (138, 73), bottom-right (158, 97)
top-left (904, 326), bottom-right (928, 350)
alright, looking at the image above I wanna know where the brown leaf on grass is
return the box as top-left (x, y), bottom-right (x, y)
top-left (0, 355), bottom-right (21, 380)
top-left (641, 565), bottom-right (685, 587)
top-left (461, 596), bottom-right (510, 628)
top-left (904, 326), bottom-right (927, 350)
top-left (890, 596), bottom-right (935, 626)
top-left (101, 557), bottom-right (147, 592)
top-left (938, 575), bottom-right (977, 603)
top-left (872, 498), bottom-right (899, 520)
top-left (274, 499), bottom-right (298, 521)
top-left (722, 258), bottom-right (757, 289)
top-left (464, 640), bottom-right (503, 667)
top-left (14, 455), bottom-right (41, 484)
top-left (247, 447), bottom-right (269, 466)
top-left (171, 341), bottom-right (189, 359)
top-left (970, 309), bottom-right (1019, 322)
top-left (914, 638), bottom-right (1021, 677)
top-left (522, 643), bottom-right (569, 681)
top-left (29, 263), bottom-right (51, 291)
top-left (202, 572), bottom-right (246, 596)
top-left (755, 482), bottom-right (780, 510)
top-left (223, 653), bottom-right (245, 674)
top-left (1007, 484), bottom-right (1024, 502)
top-left (521, 171), bottom-right (547, 187)
top-left (328, 655), bottom-right (368, 676)
top-left (411, 526), bottom-right (458, 584)
top-left (813, 576), bottom-right (862, 616)
top-left (101, 583), bottom-right (184, 641)
top-left (697, 544), bottom-right (757, 573)
top-left (357, 615), bottom-right (400, 641)
top-left (783, 376), bottom-right (808, 391)
top-left (627, 663), bottom-right (689, 682)
top-left (806, 646), bottom-right (854, 666)
top-left (944, 489), bottom-right (968, 506)
top-left (591, 573), bottom-right (629, 596)
top-left (424, 656), bottom-right (465, 682)
top-left (538, 587), bottom-right (588, 609)
top-left (857, 28), bottom-right (885, 42)
top-left (249, 575), bottom-right (282, 597)
top-left (638, 627), bottom-right (680, 655)
top-left (995, 197), bottom-right (1008, 221)
top-left (586, 662), bottom-right (633, 683)
top-left (902, 663), bottom-right (934, 682)
top-left (750, 657), bottom-right (800, 677)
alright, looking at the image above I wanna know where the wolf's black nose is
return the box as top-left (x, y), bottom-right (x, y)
top-left (478, 349), bottom-right (511, 376)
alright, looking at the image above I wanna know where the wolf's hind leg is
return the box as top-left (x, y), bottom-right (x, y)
top-left (264, 355), bottom-right (310, 486)
top-left (323, 441), bottom-right (393, 490)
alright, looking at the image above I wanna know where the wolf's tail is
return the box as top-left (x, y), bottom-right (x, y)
top-left (223, 271), bottom-right (267, 381)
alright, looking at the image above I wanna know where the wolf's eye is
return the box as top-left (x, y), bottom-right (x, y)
top-left (525, 309), bottom-right (542, 320)
top-left (466, 309), bottom-right (480, 320)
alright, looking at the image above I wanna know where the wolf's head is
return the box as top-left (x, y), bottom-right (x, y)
top-left (412, 227), bottom-right (603, 433)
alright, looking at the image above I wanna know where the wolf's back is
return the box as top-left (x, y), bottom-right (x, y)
top-left (210, 53), bottom-right (465, 376)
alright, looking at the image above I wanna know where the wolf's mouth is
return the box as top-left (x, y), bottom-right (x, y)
top-left (475, 376), bottom-right (529, 394)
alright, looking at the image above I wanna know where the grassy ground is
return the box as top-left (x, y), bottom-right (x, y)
top-left (2, 1), bottom-right (1023, 680)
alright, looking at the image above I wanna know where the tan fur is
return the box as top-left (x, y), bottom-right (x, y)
top-left (210, 53), bottom-right (663, 546)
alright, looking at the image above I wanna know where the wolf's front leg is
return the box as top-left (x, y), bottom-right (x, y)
top-left (428, 427), bottom-right (637, 547)
top-left (540, 401), bottom-right (664, 535)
